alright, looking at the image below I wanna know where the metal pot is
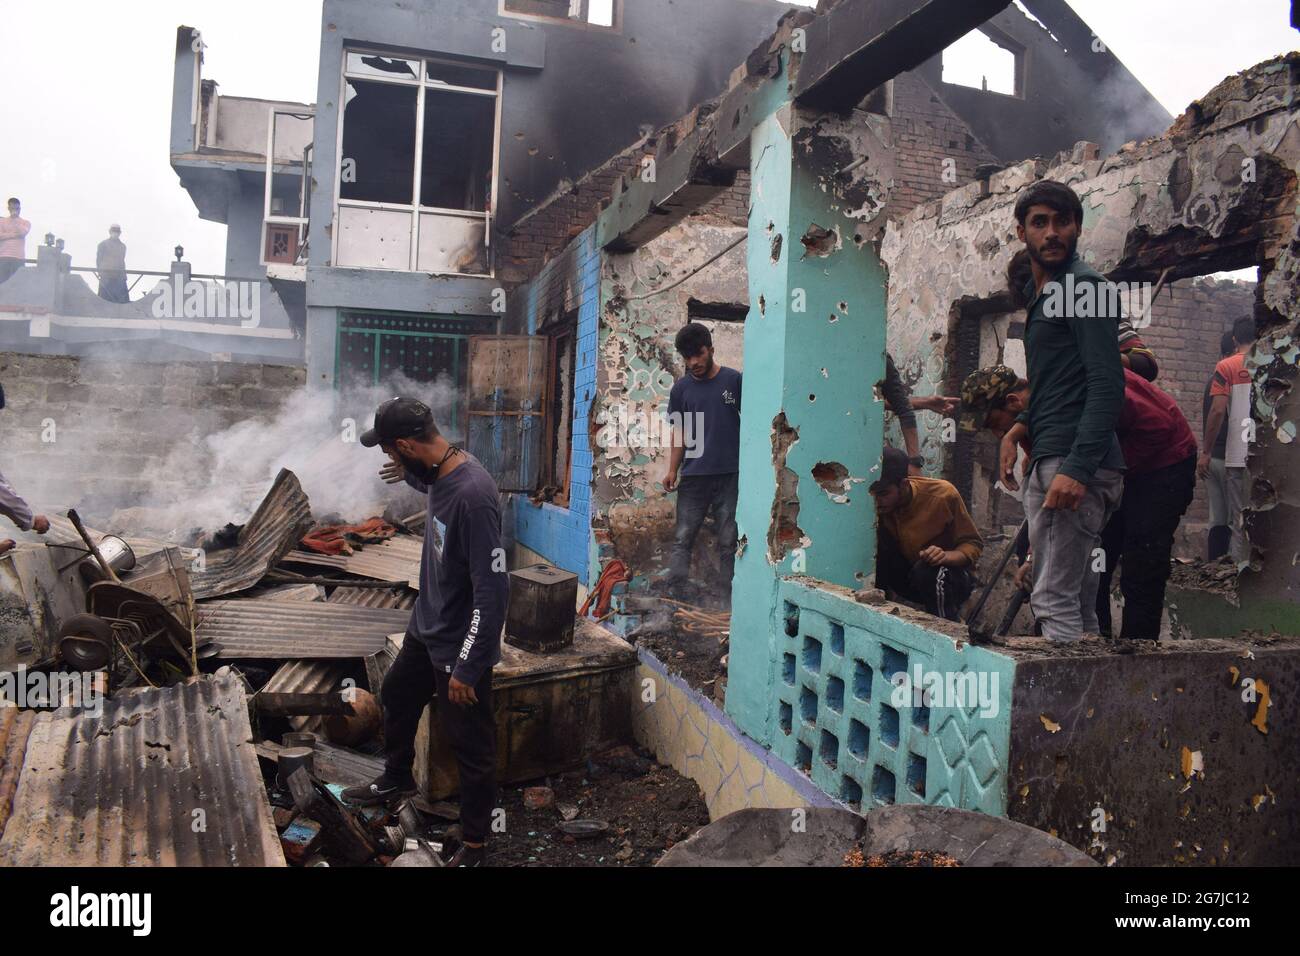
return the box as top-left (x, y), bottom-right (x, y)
top-left (78, 535), bottom-right (137, 584)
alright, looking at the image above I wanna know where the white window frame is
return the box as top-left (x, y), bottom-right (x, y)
top-left (498, 0), bottom-right (621, 31)
top-left (261, 106), bottom-right (316, 268)
top-left (332, 49), bottom-right (502, 278)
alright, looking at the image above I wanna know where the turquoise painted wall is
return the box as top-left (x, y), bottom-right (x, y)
top-left (726, 95), bottom-right (889, 743)
top-left (774, 579), bottom-right (1013, 813)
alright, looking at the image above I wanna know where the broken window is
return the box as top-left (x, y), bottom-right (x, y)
top-left (335, 51), bottom-right (499, 275)
top-left (502, 0), bottom-right (618, 28)
top-left (941, 28), bottom-right (1021, 97)
top-left (261, 107), bottom-right (315, 267)
top-left (539, 312), bottom-right (579, 503)
top-left (687, 300), bottom-right (747, 373)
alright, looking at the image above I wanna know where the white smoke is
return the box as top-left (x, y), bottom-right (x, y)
top-left (104, 370), bottom-right (461, 539)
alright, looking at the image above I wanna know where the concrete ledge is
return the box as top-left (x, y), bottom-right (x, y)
top-left (633, 647), bottom-right (840, 820)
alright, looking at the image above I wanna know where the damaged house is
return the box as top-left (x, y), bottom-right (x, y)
top-left (1, 0), bottom-right (1298, 868)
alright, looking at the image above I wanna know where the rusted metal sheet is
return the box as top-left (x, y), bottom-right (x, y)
top-left (0, 674), bottom-right (285, 866)
top-left (191, 469), bottom-right (314, 600)
top-left (281, 534), bottom-right (423, 589)
top-left (328, 586), bottom-right (417, 611)
top-left (198, 600), bottom-right (408, 659)
top-left (0, 708), bottom-right (37, 842)
top-left (260, 659), bottom-right (348, 733)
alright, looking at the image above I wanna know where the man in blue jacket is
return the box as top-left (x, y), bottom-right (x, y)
top-left (342, 397), bottom-right (509, 867)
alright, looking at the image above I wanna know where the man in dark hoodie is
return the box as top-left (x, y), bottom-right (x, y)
top-left (342, 397), bottom-right (510, 868)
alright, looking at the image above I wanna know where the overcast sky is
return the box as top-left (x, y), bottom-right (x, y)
top-left (0, 0), bottom-right (1294, 274)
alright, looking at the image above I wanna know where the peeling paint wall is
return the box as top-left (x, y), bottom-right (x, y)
top-left (881, 54), bottom-right (1300, 632)
top-left (594, 217), bottom-right (749, 595)
top-left (726, 99), bottom-right (894, 741)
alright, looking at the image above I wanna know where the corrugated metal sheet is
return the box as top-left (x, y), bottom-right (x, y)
top-left (0, 674), bottom-right (285, 866)
top-left (260, 659), bottom-right (347, 733)
top-left (198, 600), bottom-right (408, 659)
top-left (258, 739), bottom-right (384, 789)
top-left (281, 533), bottom-right (423, 589)
top-left (0, 708), bottom-right (37, 840)
top-left (191, 469), bottom-right (313, 600)
top-left (328, 586), bottom-right (417, 611)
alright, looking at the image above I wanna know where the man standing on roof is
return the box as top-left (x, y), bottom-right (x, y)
top-left (0, 198), bottom-right (30, 284)
top-left (96, 224), bottom-right (129, 303)
top-left (343, 397), bottom-right (510, 868)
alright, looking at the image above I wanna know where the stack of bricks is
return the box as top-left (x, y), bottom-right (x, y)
top-left (0, 352), bottom-right (305, 514)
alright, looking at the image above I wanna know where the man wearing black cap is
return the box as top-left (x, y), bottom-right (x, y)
top-left (341, 397), bottom-right (509, 868)
top-left (870, 446), bottom-right (983, 621)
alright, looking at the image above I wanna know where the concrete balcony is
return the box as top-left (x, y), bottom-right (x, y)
top-left (0, 244), bottom-right (302, 365)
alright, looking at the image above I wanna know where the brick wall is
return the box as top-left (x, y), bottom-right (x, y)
top-left (499, 66), bottom-right (995, 288)
top-left (886, 71), bottom-right (1001, 222)
top-left (0, 352), bottom-right (305, 515)
top-left (1139, 277), bottom-right (1257, 526)
top-left (694, 171), bottom-right (751, 225)
top-left (500, 152), bottom-right (645, 286)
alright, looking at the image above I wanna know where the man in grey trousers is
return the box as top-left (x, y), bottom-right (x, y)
top-left (999, 181), bottom-right (1125, 641)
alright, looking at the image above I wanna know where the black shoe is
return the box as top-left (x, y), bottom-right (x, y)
top-left (340, 772), bottom-right (417, 806)
top-left (446, 844), bottom-right (487, 867)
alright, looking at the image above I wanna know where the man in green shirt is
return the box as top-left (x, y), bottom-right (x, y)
top-left (1005, 180), bottom-right (1125, 641)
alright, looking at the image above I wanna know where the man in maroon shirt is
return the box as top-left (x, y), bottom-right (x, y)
top-left (963, 364), bottom-right (1197, 640)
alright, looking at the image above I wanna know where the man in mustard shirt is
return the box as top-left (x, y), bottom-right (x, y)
top-left (870, 446), bottom-right (983, 621)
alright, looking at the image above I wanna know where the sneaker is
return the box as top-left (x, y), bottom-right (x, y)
top-left (340, 772), bottom-right (417, 806)
top-left (446, 844), bottom-right (487, 867)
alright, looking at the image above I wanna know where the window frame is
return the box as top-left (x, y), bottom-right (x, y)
top-left (498, 0), bottom-right (621, 32)
top-left (332, 48), bottom-right (503, 277)
top-left (539, 309), bottom-right (579, 502)
top-left (261, 106), bottom-right (315, 268)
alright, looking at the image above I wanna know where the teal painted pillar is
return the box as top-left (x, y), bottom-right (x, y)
top-left (725, 101), bottom-right (889, 745)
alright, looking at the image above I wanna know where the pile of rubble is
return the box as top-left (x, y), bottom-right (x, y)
top-left (0, 467), bottom-right (461, 866)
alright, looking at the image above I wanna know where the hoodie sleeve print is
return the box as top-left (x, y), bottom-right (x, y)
top-left (450, 504), bottom-right (511, 686)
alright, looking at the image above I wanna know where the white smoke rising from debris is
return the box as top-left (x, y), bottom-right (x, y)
top-left (113, 371), bottom-right (461, 538)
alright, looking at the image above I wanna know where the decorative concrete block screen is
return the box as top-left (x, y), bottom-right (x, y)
top-left (773, 579), bottom-right (1014, 815)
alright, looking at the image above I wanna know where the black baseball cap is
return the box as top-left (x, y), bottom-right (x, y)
top-left (360, 397), bottom-right (435, 448)
top-left (869, 446), bottom-right (910, 493)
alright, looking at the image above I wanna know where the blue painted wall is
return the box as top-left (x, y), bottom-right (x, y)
top-left (512, 227), bottom-right (599, 583)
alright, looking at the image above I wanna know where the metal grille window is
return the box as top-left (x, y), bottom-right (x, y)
top-left (335, 52), bottom-right (501, 276)
top-left (335, 312), bottom-right (502, 437)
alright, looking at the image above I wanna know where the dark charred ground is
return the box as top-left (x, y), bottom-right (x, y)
top-left (633, 626), bottom-right (727, 701)
top-left (490, 745), bottom-right (710, 867)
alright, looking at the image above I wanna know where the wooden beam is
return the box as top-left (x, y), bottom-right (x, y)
top-left (794, 0), bottom-right (1012, 113)
top-left (597, 0), bottom-right (1011, 251)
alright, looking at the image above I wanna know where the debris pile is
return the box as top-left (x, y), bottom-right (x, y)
top-left (625, 595), bottom-right (730, 699)
top-left (0, 468), bottom-right (680, 866)
top-left (0, 468), bottom-right (435, 866)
